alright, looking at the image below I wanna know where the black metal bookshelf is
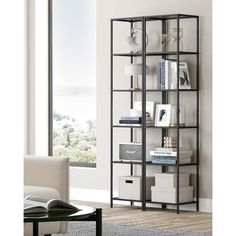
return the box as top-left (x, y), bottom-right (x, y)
top-left (110, 14), bottom-right (199, 214)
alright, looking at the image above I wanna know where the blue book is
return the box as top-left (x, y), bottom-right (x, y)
top-left (157, 63), bottom-right (161, 89)
top-left (151, 155), bottom-right (177, 160)
top-left (160, 59), bottom-right (165, 90)
top-left (152, 159), bottom-right (177, 164)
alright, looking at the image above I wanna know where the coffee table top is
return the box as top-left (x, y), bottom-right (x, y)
top-left (24, 205), bottom-right (96, 223)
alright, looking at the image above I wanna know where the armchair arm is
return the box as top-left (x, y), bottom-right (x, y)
top-left (24, 155), bottom-right (69, 202)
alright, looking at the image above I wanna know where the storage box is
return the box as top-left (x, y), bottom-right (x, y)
top-left (118, 176), bottom-right (155, 200)
top-left (154, 173), bottom-right (190, 189)
top-left (151, 186), bottom-right (194, 203)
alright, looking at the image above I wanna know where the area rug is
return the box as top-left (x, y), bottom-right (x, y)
top-left (54, 222), bottom-right (212, 236)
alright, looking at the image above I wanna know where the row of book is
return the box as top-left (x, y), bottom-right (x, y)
top-left (157, 59), bottom-right (191, 90)
top-left (150, 147), bottom-right (192, 164)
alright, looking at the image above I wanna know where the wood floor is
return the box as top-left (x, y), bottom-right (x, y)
top-left (72, 200), bottom-right (212, 234)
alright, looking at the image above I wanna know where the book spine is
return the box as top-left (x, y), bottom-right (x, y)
top-left (165, 60), bottom-right (171, 89)
top-left (154, 147), bottom-right (177, 152)
top-left (152, 160), bottom-right (190, 164)
top-left (160, 59), bottom-right (165, 89)
top-left (120, 116), bottom-right (142, 121)
top-left (151, 155), bottom-right (177, 160)
top-left (152, 159), bottom-right (177, 164)
top-left (150, 152), bottom-right (192, 158)
top-left (157, 63), bottom-right (161, 89)
top-left (119, 120), bottom-right (142, 124)
top-left (150, 150), bottom-right (177, 156)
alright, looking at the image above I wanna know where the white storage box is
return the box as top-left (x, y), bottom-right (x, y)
top-left (154, 173), bottom-right (190, 189)
top-left (151, 186), bottom-right (194, 203)
top-left (119, 176), bottom-right (155, 200)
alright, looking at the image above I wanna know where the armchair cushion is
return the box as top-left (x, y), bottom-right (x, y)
top-left (24, 156), bottom-right (69, 235)
top-left (24, 185), bottom-right (61, 199)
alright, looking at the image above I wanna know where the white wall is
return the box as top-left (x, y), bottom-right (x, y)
top-left (28, 0), bottom-right (212, 208)
top-left (0, 0), bottom-right (27, 234)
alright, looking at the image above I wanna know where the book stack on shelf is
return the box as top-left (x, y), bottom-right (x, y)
top-left (119, 116), bottom-right (142, 125)
top-left (150, 147), bottom-right (192, 165)
top-left (157, 59), bottom-right (191, 90)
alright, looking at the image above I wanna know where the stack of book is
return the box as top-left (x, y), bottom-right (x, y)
top-left (150, 147), bottom-right (192, 165)
top-left (157, 59), bottom-right (176, 90)
top-left (119, 116), bottom-right (154, 125)
top-left (157, 59), bottom-right (190, 90)
top-left (119, 116), bottom-right (142, 125)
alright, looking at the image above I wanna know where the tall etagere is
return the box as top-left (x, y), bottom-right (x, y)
top-left (110, 14), bottom-right (199, 214)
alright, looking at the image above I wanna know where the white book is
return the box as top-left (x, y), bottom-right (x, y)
top-left (154, 147), bottom-right (188, 152)
top-left (165, 60), bottom-right (172, 89)
top-left (150, 150), bottom-right (192, 157)
top-left (170, 61), bottom-right (177, 89)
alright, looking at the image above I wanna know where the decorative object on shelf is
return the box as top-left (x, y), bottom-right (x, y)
top-left (160, 33), bottom-right (170, 51)
top-left (160, 27), bottom-right (184, 51)
top-left (163, 136), bottom-right (177, 148)
top-left (130, 108), bottom-right (141, 117)
top-left (170, 105), bottom-right (185, 127)
top-left (125, 63), bottom-right (150, 90)
top-left (119, 142), bottom-right (156, 161)
top-left (169, 27), bottom-right (184, 51)
top-left (125, 28), bottom-right (148, 53)
top-left (179, 62), bottom-right (191, 89)
top-left (154, 104), bottom-right (171, 127)
top-left (134, 101), bottom-right (155, 125)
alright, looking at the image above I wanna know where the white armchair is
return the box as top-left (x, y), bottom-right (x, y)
top-left (24, 156), bottom-right (69, 236)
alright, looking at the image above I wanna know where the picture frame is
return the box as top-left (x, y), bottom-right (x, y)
top-left (134, 101), bottom-right (155, 125)
top-left (179, 62), bottom-right (191, 89)
top-left (154, 104), bottom-right (171, 127)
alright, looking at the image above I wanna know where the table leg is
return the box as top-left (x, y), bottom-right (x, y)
top-left (33, 222), bottom-right (39, 236)
top-left (96, 208), bottom-right (102, 236)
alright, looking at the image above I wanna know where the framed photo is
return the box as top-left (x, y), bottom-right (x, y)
top-left (179, 62), bottom-right (191, 89)
top-left (134, 101), bottom-right (155, 125)
top-left (154, 104), bottom-right (171, 127)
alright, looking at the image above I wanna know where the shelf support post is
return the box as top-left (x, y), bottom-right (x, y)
top-left (110, 19), bottom-right (114, 208)
top-left (196, 16), bottom-right (200, 212)
top-left (176, 14), bottom-right (180, 214)
top-left (141, 17), bottom-right (146, 211)
top-left (161, 18), bottom-right (168, 210)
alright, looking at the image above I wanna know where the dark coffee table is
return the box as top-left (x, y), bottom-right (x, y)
top-left (24, 205), bottom-right (102, 236)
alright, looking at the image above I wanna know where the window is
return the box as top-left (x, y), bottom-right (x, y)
top-left (49, 0), bottom-right (96, 166)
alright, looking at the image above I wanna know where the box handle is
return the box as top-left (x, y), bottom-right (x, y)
top-left (125, 180), bottom-right (133, 184)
